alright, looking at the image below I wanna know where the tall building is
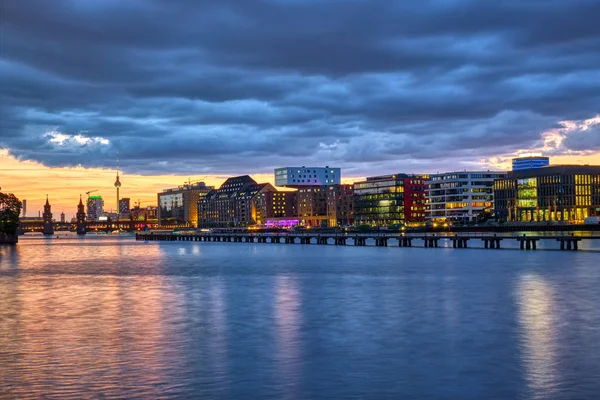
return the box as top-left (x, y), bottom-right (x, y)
top-left (326, 184), bottom-right (354, 227)
top-left (22, 199), bottom-right (26, 217)
top-left (76, 195), bottom-right (87, 235)
top-left (60, 212), bottom-right (65, 223)
top-left (87, 195), bottom-right (104, 221)
top-left (42, 195), bottom-right (53, 235)
top-left (119, 198), bottom-right (131, 217)
top-left (353, 174), bottom-right (428, 226)
top-left (297, 186), bottom-right (328, 227)
top-left (512, 154), bottom-right (550, 171)
top-left (158, 181), bottom-right (213, 226)
top-left (198, 175), bottom-right (275, 227)
top-left (114, 155), bottom-right (122, 217)
top-left (426, 171), bottom-right (506, 222)
top-left (494, 165), bottom-right (600, 222)
top-left (275, 166), bottom-right (341, 188)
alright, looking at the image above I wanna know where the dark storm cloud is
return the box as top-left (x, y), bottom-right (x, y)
top-left (1, 0), bottom-right (599, 176)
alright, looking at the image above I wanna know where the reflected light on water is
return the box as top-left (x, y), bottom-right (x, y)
top-left (274, 275), bottom-right (302, 398)
top-left (517, 274), bottom-right (559, 398)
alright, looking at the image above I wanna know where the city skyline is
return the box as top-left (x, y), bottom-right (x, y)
top-left (2, 1), bottom-right (600, 217)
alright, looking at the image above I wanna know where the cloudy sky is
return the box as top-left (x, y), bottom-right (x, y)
top-left (1, 0), bottom-right (599, 215)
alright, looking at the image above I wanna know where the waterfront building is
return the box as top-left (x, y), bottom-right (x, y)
top-left (86, 195), bottom-right (103, 221)
top-left (42, 195), bottom-right (53, 235)
top-left (494, 165), bottom-right (600, 222)
top-left (198, 176), bottom-right (275, 228)
top-left (254, 191), bottom-right (297, 225)
top-left (275, 166), bottom-right (341, 188)
top-left (131, 205), bottom-right (158, 221)
top-left (158, 181), bottom-right (213, 226)
top-left (76, 195), bottom-right (86, 235)
top-left (512, 153), bottom-right (550, 171)
top-left (22, 199), bottom-right (26, 217)
top-left (297, 186), bottom-right (328, 227)
top-left (60, 212), bottom-right (65, 223)
top-left (426, 171), bottom-right (506, 222)
top-left (119, 198), bottom-right (131, 217)
top-left (327, 184), bottom-right (354, 227)
top-left (354, 174), bottom-right (428, 227)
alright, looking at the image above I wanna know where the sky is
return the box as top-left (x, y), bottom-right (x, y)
top-left (1, 0), bottom-right (599, 217)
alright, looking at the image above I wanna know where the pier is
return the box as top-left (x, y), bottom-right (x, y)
top-left (136, 232), bottom-right (597, 251)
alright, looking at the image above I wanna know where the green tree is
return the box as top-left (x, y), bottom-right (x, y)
top-left (0, 192), bottom-right (22, 235)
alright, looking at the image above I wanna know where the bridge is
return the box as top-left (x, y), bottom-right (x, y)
top-left (136, 232), bottom-right (600, 251)
top-left (18, 219), bottom-right (159, 235)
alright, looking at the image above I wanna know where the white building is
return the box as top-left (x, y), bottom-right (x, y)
top-left (275, 166), bottom-right (341, 188)
top-left (86, 195), bottom-right (104, 221)
top-left (426, 171), bottom-right (506, 222)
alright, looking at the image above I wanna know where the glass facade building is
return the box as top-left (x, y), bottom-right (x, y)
top-left (512, 156), bottom-right (550, 171)
top-left (353, 174), bottom-right (427, 226)
top-left (494, 165), bottom-right (600, 222)
top-left (427, 171), bottom-right (506, 222)
top-left (275, 166), bottom-right (341, 188)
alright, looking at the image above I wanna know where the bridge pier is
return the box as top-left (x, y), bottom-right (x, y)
top-left (335, 237), bottom-right (346, 245)
top-left (375, 237), bottom-right (388, 247)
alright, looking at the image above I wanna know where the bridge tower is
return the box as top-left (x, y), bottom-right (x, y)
top-left (42, 195), bottom-right (54, 236)
top-left (76, 195), bottom-right (87, 235)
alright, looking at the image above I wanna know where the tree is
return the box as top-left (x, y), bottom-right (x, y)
top-left (0, 192), bottom-right (22, 235)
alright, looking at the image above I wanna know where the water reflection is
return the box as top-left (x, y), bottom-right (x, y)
top-left (274, 275), bottom-right (302, 398)
top-left (2, 237), bottom-right (600, 399)
top-left (517, 274), bottom-right (559, 399)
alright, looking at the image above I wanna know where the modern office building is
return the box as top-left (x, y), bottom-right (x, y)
top-left (254, 191), bottom-right (297, 226)
top-left (354, 174), bottom-right (428, 226)
top-left (512, 154), bottom-right (550, 171)
top-left (86, 195), bottom-right (104, 221)
top-left (426, 171), bottom-right (506, 222)
top-left (327, 184), bottom-right (354, 227)
top-left (22, 199), bottom-right (27, 217)
top-left (198, 175), bottom-right (276, 227)
top-left (275, 166), bottom-right (341, 188)
top-left (494, 165), bottom-right (600, 222)
top-left (158, 181), bottom-right (213, 226)
top-left (119, 198), bottom-right (131, 217)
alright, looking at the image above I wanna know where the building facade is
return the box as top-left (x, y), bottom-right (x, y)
top-left (354, 174), bottom-right (427, 227)
top-left (131, 205), bottom-right (158, 221)
top-left (119, 198), bottom-right (131, 217)
top-left (158, 181), bottom-right (213, 226)
top-left (275, 166), bottom-right (341, 188)
top-left (297, 186), bottom-right (328, 227)
top-left (198, 176), bottom-right (276, 228)
top-left (512, 154), bottom-right (550, 171)
top-left (254, 191), bottom-right (297, 225)
top-left (426, 171), bottom-right (506, 222)
top-left (494, 165), bottom-right (600, 222)
top-left (327, 184), bottom-right (354, 227)
top-left (86, 195), bottom-right (103, 221)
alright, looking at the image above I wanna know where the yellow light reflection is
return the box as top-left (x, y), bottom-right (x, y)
top-left (517, 274), bottom-right (559, 396)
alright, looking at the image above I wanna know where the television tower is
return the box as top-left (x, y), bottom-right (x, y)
top-left (114, 153), bottom-right (121, 220)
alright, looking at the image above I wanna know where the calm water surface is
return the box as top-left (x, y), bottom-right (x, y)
top-left (1, 235), bottom-right (599, 399)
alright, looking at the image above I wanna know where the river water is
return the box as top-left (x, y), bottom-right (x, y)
top-left (1, 235), bottom-right (599, 399)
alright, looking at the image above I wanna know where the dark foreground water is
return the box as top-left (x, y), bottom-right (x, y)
top-left (1, 236), bottom-right (599, 399)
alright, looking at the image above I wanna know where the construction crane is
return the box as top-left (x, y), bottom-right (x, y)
top-left (85, 190), bottom-right (99, 198)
